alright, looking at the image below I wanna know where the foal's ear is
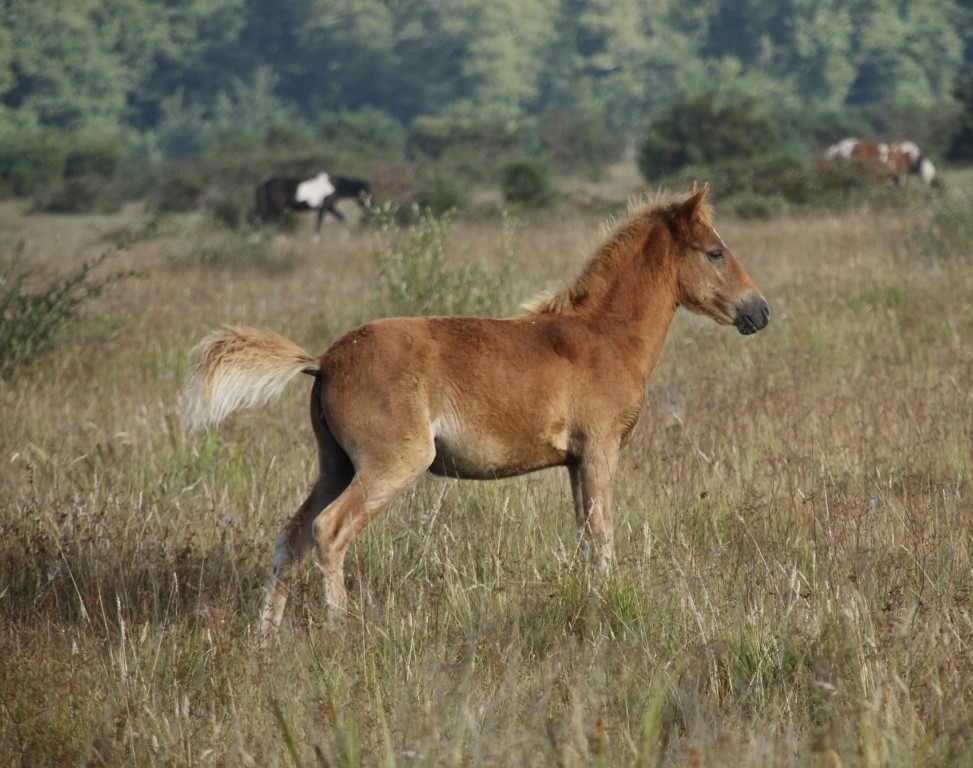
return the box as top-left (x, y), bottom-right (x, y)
top-left (676, 182), bottom-right (710, 229)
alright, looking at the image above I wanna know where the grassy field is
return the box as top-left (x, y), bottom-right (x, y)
top-left (1, 177), bottom-right (972, 766)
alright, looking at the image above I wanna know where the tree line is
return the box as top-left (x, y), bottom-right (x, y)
top-left (0, 0), bottom-right (971, 209)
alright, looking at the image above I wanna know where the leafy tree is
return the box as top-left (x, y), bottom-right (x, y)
top-left (947, 72), bottom-right (973, 162)
top-left (210, 67), bottom-right (295, 139)
top-left (317, 108), bottom-right (405, 165)
top-left (846, 0), bottom-right (964, 106)
top-left (137, 0), bottom-right (247, 127)
top-left (454, 0), bottom-right (558, 123)
top-left (706, 0), bottom-right (855, 107)
top-left (249, 0), bottom-right (398, 117)
top-left (0, 1), bottom-right (129, 127)
top-left (540, 0), bottom-right (709, 140)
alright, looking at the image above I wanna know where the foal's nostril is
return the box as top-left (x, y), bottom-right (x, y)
top-left (736, 295), bottom-right (770, 335)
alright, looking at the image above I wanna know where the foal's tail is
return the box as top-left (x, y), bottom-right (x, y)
top-left (181, 326), bottom-right (319, 433)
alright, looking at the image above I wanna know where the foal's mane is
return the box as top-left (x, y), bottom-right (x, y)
top-left (526, 190), bottom-right (713, 315)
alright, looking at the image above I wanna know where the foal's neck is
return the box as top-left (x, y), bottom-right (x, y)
top-left (586, 225), bottom-right (681, 379)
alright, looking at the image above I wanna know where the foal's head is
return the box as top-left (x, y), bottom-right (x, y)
top-left (665, 184), bottom-right (770, 335)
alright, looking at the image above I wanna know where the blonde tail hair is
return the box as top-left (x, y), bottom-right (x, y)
top-left (181, 326), bottom-right (319, 433)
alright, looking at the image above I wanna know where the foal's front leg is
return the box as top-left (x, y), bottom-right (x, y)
top-left (568, 452), bottom-right (618, 580)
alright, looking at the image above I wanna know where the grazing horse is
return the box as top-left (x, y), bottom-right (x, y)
top-left (181, 183), bottom-right (770, 636)
top-left (825, 138), bottom-right (940, 187)
top-left (255, 173), bottom-right (371, 231)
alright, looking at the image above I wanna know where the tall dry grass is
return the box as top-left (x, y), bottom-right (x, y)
top-left (1, 183), bottom-right (971, 766)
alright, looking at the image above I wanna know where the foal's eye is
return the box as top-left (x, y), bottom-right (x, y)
top-left (706, 249), bottom-right (725, 262)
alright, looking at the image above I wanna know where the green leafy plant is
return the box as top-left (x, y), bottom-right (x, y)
top-left (638, 88), bottom-right (778, 182)
top-left (501, 158), bottom-right (553, 207)
top-left (0, 247), bottom-right (135, 378)
top-left (370, 201), bottom-right (513, 318)
top-left (901, 188), bottom-right (973, 263)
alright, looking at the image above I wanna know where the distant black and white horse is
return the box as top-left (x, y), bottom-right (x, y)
top-left (825, 138), bottom-right (940, 188)
top-left (255, 173), bottom-right (371, 231)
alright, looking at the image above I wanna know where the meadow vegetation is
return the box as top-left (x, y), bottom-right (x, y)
top-left (1, 173), bottom-right (972, 766)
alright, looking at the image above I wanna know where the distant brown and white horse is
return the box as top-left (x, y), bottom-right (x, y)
top-left (181, 183), bottom-right (770, 636)
top-left (825, 138), bottom-right (940, 187)
top-left (255, 173), bottom-right (371, 231)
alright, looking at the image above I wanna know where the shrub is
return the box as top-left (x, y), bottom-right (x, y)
top-left (0, 247), bottom-right (134, 378)
top-left (410, 176), bottom-right (466, 216)
top-left (209, 126), bottom-right (263, 155)
top-left (538, 107), bottom-right (624, 177)
top-left (318, 108), bottom-right (405, 164)
top-left (206, 189), bottom-right (257, 231)
top-left (730, 192), bottom-right (789, 220)
top-left (500, 158), bottom-right (553, 207)
top-left (369, 202), bottom-right (513, 318)
top-left (33, 176), bottom-right (129, 214)
top-left (147, 153), bottom-right (267, 215)
top-left (165, 224), bottom-right (295, 274)
top-left (857, 100), bottom-right (958, 159)
top-left (149, 163), bottom-right (208, 212)
top-left (407, 116), bottom-right (522, 163)
top-left (264, 122), bottom-right (316, 152)
top-left (901, 189), bottom-right (973, 263)
top-left (0, 128), bottom-right (67, 197)
top-left (638, 88), bottom-right (777, 182)
top-left (63, 135), bottom-right (126, 180)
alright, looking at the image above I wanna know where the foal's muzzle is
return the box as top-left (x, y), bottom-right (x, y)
top-left (735, 295), bottom-right (770, 335)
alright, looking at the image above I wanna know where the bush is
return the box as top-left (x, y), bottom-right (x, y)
top-left (149, 163), bottom-right (208, 212)
top-left (538, 108), bottom-right (624, 177)
top-left (856, 100), bottom-right (958, 159)
top-left (369, 202), bottom-right (513, 318)
top-left (166, 226), bottom-right (296, 274)
top-left (206, 189), bottom-right (257, 231)
top-left (63, 135), bottom-right (127, 180)
top-left (0, 129), bottom-right (67, 197)
top-left (500, 158), bottom-right (553, 207)
top-left (33, 176), bottom-right (130, 214)
top-left (0, 248), bottom-right (134, 378)
top-left (318, 108), bottom-right (405, 164)
top-left (901, 189), bottom-right (973, 262)
top-left (410, 176), bottom-right (466, 216)
top-left (264, 122), bottom-right (316, 152)
top-left (407, 116), bottom-right (522, 165)
top-left (147, 153), bottom-right (270, 214)
top-left (638, 88), bottom-right (777, 182)
top-left (730, 192), bottom-right (789, 220)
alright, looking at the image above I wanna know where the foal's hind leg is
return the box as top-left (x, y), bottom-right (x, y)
top-left (259, 477), bottom-right (346, 637)
top-left (258, 380), bottom-right (354, 637)
top-left (311, 449), bottom-right (435, 621)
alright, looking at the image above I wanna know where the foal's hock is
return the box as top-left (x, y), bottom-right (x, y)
top-left (181, 183), bottom-right (770, 636)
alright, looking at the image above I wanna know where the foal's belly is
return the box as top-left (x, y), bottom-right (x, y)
top-left (427, 420), bottom-right (570, 480)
